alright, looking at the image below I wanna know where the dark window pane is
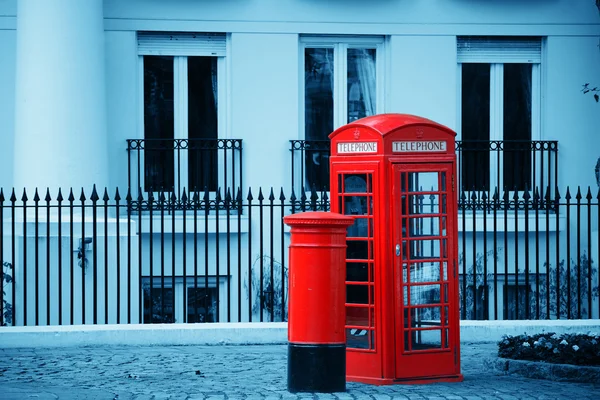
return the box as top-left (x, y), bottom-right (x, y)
top-left (347, 262), bottom-right (369, 282)
top-left (504, 63), bottom-right (532, 191)
top-left (187, 287), bottom-right (218, 323)
top-left (305, 48), bottom-right (333, 191)
top-left (188, 57), bottom-right (218, 192)
top-left (461, 63), bottom-right (490, 191)
top-left (144, 56), bottom-right (174, 191)
top-left (347, 48), bottom-right (376, 123)
top-left (347, 284), bottom-right (368, 304)
top-left (347, 240), bottom-right (369, 260)
top-left (143, 287), bottom-right (174, 323)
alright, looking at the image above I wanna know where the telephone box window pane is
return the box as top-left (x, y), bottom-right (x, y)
top-left (144, 56), bottom-right (175, 192)
top-left (411, 307), bottom-right (441, 327)
top-left (409, 284), bottom-right (441, 305)
top-left (409, 262), bottom-right (442, 283)
top-left (412, 330), bottom-right (442, 350)
top-left (408, 239), bottom-right (441, 260)
top-left (347, 48), bottom-right (376, 123)
top-left (444, 283), bottom-right (449, 302)
top-left (504, 63), bottom-right (532, 191)
top-left (347, 284), bottom-right (368, 304)
top-left (188, 57), bottom-right (219, 192)
top-left (344, 174), bottom-right (368, 193)
top-left (346, 328), bottom-right (369, 349)
top-left (407, 172), bottom-right (439, 192)
top-left (444, 329), bottom-right (450, 348)
top-left (461, 63), bottom-right (491, 191)
top-left (347, 240), bottom-right (369, 260)
top-left (346, 306), bottom-right (369, 326)
top-left (344, 196), bottom-right (368, 216)
top-left (347, 262), bottom-right (369, 282)
top-left (407, 217), bottom-right (440, 237)
top-left (443, 263), bottom-right (448, 281)
top-left (407, 195), bottom-right (439, 215)
top-left (444, 306), bottom-right (449, 325)
top-left (347, 217), bottom-right (369, 238)
top-left (305, 47), bottom-right (333, 191)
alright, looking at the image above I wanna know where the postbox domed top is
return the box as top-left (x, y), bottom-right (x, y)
top-left (328, 113), bottom-right (456, 140)
top-left (283, 211), bottom-right (354, 227)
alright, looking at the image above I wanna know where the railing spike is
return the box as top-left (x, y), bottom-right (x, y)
top-left (565, 186), bottom-right (571, 200)
top-left (554, 186), bottom-right (561, 200)
top-left (10, 188), bottom-right (17, 202)
top-left (225, 188), bottom-right (232, 203)
top-left (21, 188), bottom-right (28, 202)
top-left (247, 187), bottom-right (254, 201)
top-left (79, 188), bottom-right (86, 202)
top-left (533, 187), bottom-right (540, 201)
top-left (33, 188), bottom-right (40, 202)
top-left (103, 188), bottom-right (110, 202)
top-left (0, 189), bottom-right (5, 203)
top-left (575, 186), bottom-right (582, 201)
top-left (503, 187), bottom-right (510, 201)
top-left (204, 187), bottom-right (210, 202)
top-left (481, 191), bottom-right (488, 201)
top-left (137, 187), bottom-right (144, 202)
top-left (114, 187), bottom-right (121, 202)
top-left (158, 189), bottom-right (165, 203)
top-left (236, 187), bottom-right (242, 202)
top-left (90, 184), bottom-right (99, 202)
top-left (258, 187), bottom-right (264, 202)
top-left (68, 188), bottom-right (75, 202)
top-left (125, 188), bottom-right (132, 202)
top-left (181, 188), bottom-right (188, 203)
top-left (279, 188), bottom-right (286, 202)
top-left (45, 188), bottom-right (51, 202)
top-left (269, 187), bottom-right (275, 202)
top-left (523, 186), bottom-right (531, 201)
top-left (192, 189), bottom-right (199, 203)
top-left (57, 188), bottom-right (64, 202)
top-left (290, 187), bottom-right (297, 202)
top-left (215, 188), bottom-right (221, 203)
top-left (492, 187), bottom-right (499, 201)
top-left (586, 186), bottom-right (593, 201)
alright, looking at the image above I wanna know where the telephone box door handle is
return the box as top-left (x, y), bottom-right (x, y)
top-left (395, 244), bottom-right (400, 257)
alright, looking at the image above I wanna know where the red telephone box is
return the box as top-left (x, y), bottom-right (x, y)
top-left (329, 113), bottom-right (463, 385)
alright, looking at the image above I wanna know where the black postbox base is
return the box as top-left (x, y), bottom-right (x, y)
top-left (287, 343), bottom-right (346, 393)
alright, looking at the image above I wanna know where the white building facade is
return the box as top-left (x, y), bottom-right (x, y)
top-left (1, 0), bottom-right (600, 326)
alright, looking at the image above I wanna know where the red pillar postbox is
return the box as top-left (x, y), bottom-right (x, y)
top-left (283, 211), bottom-right (354, 393)
top-left (328, 113), bottom-right (464, 385)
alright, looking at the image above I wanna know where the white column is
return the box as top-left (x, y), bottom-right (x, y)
top-left (14, 0), bottom-right (108, 195)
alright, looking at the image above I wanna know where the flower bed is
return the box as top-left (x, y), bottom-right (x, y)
top-left (498, 332), bottom-right (600, 366)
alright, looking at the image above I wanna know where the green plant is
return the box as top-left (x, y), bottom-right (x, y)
top-left (1, 261), bottom-right (13, 326)
top-left (245, 255), bottom-right (288, 322)
top-left (498, 332), bottom-right (600, 366)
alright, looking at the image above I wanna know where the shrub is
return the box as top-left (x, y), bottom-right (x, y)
top-left (498, 332), bottom-right (600, 366)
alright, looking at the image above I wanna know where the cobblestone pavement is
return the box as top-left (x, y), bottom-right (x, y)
top-left (0, 343), bottom-right (598, 399)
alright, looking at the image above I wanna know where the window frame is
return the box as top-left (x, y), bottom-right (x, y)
top-left (296, 35), bottom-right (387, 192)
top-left (137, 33), bottom-right (231, 197)
top-left (456, 38), bottom-right (543, 194)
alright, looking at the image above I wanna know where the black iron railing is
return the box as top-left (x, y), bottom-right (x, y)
top-left (289, 139), bottom-right (559, 209)
top-left (1, 184), bottom-right (598, 327)
top-left (127, 138), bottom-right (243, 203)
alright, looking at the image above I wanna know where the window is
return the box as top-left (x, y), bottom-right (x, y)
top-left (458, 37), bottom-right (545, 193)
top-left (134, 33), bottom-right (240, 199)
top-left (299, 36), bottom-right (385, 191)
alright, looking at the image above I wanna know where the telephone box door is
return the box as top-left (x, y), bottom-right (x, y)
top-left (392, 163), bottom-right (457, 379)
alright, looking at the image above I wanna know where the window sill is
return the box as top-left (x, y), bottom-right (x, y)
top-left (457, 212), bottom-right (564, 233)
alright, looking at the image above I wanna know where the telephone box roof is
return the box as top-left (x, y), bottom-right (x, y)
top-left (328, 113), bottom-right (456, 139)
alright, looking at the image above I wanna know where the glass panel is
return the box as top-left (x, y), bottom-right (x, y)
top-left (407, 172), bottom-right (439, 192)
top-left (444, 329), bottom-right (450, 348)
top-left (344, 174), bottom-right (368, 193)
top-left (344, 196), bottom-right (368, 216)
top-left (461, 63), bottom-right (490, 191)
top-left (143, 287), bottom-right (174, 323)
top-left (407, 217), bottom-right (440, 237)
top-left (347, 284), bottom-right (368, 304)
top-left (441, 217), bottom-right (447, 236)
top-left (144, 56), bottom-right (174, 192)
top-left (188, 57), bottom-right (219, 192)
top-left (412, 329), bottom-right (442, 350)
top-left (411, 307), bottom-right (442, 328)
top-left (347, 217), bottom-right (369, 238)
top-left (347, 262), bottom-right (369, 282)
top-left (444, 283), bottom-right (449, 302)
top-left (346, 306), bottom-right (369, 326)
top-left (305, 48), bottom-right (333, 191)
top-left (443, 264), bottom-right (448, 281)
top-left (347, 328), bottom-right (369, 349)
top-left (187, 287), bottom-right (217, 323)
top-left (407, 195), bottom-right (440, 215)
top-left (347, 48), bottom-right (377, 123)
top-left (504, 63), bottom-right (532, 191)
top-left (444, 306), bottom-right (449, 325)
top-left (409, 262), bottom-right (441, 283)
top-left (347, 240), bottom-right (369, 260)
top-left (407, 239), bottom-right (441, 260)
top-left (409, 284), bottom-right (441, 305)
top-left (370, 330), bottom-right (375, 350)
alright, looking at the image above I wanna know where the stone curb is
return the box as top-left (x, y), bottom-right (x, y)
top-left (483, 356), bottom-right (600, 384)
